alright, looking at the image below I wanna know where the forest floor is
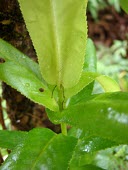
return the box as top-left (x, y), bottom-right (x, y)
top-left (88, 6), bottom-right (128, 48)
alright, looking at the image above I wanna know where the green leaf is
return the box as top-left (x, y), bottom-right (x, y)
top-left (79, 165), bottom-right (104, 170)
top-left (69, 135), bottom-right (116, 169)
top-left (69, 82), bottom-right (94, 105)
top-left (0, 61), bottom-right (58, 111)
top-left (48, 92), bottom-right (128, 143)
top-left (18, 0), bottom-right (88, 88)
top-left (120, 0), bottom-right (128, 13)
top-left (83, 38), bottom-right (97, 72)
top-left (65, 72), bottom-right (98, 98)
top-left (0, 130), bottom-right (27, 150)
top-left (96, 75), bottom-right (120, 92)
top-left (0, 39), bottom-right (43, 81)
top-left (68, 38), bottom-right (97, 104)
top-left (1, 128), bottom-right (77, 170)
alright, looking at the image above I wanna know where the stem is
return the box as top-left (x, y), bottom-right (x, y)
top-left (58, 85), bottom-right (67, 135)
top-left (61, 123), bottom-right (67, 136)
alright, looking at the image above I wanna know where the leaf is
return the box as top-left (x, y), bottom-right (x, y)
top-left (120, 0), bottom-right (128, 13)
top-left (69, 82), bottom-right (94, 105)
top-left (0, 61), bottom-right (58, 111)
top-left (96, 75), bottom-right (120, 92)
top-left (67, 38), bottom-right (97, 103)
top-left (0, 128), bottom-right (77, 170)
top-left (65, 72), bottom-right (99, 98)
top-left (69, 135), bottom-right (116, 169)
top-left (83, 38), bottom-right (97, 72)
top-left (48, 92), bottom-right (128, 143)
top-left (18, 0), bottom-right (88, 88)
top-left (0, 130), bottom-right (27, 150)
top-left (0, 39), bottom-right (43, 81)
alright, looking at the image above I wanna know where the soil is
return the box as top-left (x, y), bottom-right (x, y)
top-left (87, 6), bottom-right (128, 47)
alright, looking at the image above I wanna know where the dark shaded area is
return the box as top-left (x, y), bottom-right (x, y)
top-left (88, 6), bottom-right (128, 46)
top-left (0, 0), bottom-right (60, 132)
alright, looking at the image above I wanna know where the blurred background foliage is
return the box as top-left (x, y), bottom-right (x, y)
top-left (88, 0), bottom-right (121, 20)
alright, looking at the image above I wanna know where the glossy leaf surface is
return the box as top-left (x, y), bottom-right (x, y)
top-left (48, 92), bottom-right (128, 143)
top-left (0, 130), bottom-right (27, 150)
top-left (0, 128), bottom-right (77, 170)
top-left (18, 0), bottom-right (88, 88)
top-left (69, 135), bottom-right (116, 169)
top-left (80, 145), bottom-right (128, 169)
top-left (0, 61), bottom-right (58, 111)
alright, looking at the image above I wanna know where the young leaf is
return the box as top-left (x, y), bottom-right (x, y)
top-left (1, 128), bottom-right (77, 170)
top-left (0, 61), bottom-right (58, 111)
top-left (96, 75), bottom-right (120, 92)
top-left (48, 92), bottom-right (128, 143)
top-left (18, 0), bottom-right (88, 88)
top-left (0, 130), bottom-right (27, 150)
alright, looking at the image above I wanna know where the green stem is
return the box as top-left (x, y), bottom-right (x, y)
top-left (61, 123), bottom-right (67, 136)
top-left (58, 85), bottom-right (67, 136)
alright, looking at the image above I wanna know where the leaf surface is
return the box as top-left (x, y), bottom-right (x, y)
top-left (0, 128), bottom-right (77, 170)
top-left (96, 75), bottom-right (120, 92)
top-left (0, 61), bottom-right (58, 111)
top-left (69, 135), bottom-right (116, 169)
top-left (0, 39), bottom-right (42, 81)
top-left (83, 38), bottom-right (97, 72)
top-left (48, 92), bottom-right (128, 143)
top-left (120, 0), bottom-right (128, 13)
top-left (65, 38), bottom-right (97, 99)
top-left (18, 0), bottom-right (88, 88)
top-left (0, 130), bottom-right (27, 150)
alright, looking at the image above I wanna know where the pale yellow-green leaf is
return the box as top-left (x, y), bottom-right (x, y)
top-left (18, 0), bottom-right (88, 88)
top-left (96, 75), bottom-right (121, 92)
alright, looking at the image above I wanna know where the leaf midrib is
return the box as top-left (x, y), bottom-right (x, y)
top-left (50, 0), bottom-right (62, 87)
top-left (31, 134), bottom-right (57, 170)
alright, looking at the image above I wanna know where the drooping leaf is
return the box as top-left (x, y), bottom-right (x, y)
top-left (0, 61), bottom-right (58, 111)
top-left (0, 130), bottom-right (27, 150)
top-left (18, 0), bottom-right (88, 88)
top-left (47, 92), bottom-right (128, 143)
top-left (96, 75), bottom-right (120, 92)
top-left (0, 128), bottom-right (77, 170)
